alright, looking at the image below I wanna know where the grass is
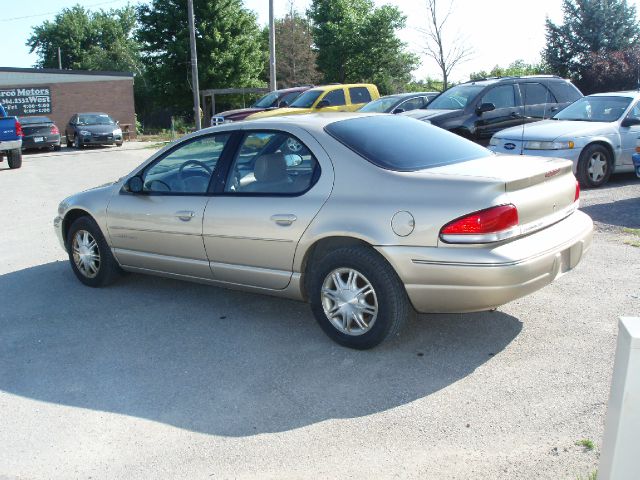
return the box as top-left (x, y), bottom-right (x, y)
top-left (576, 470), bottom-right (597, 480)
top-left (623, 228), bottom-right (640, 247)
top-left (575, 438), bottom-right (595, 451)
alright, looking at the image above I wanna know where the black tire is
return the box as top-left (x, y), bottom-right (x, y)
top-left (116, 142), bottom-right (123, 147)
top-left (66, 216), bottom-right (122, 287)
top-left (74, 135), bottom-right (82, 149)
top-left (577, 144), bottom-right (612, 188)
top-left (7, 149), bottom-right (22, 169)
top-left (308, 246), bottom-right (410, 349)
top-left (66, 135), bottom-right (72, 148)
top-left (53, 144), bottom-right (61, 151)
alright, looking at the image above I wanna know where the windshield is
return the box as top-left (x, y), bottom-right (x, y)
top-left (77, 114), bottom-right (115, 125)
top-left (252, 92), bottom-right (279, 108)
top-left (359, 97), bottom-right (401, 113)
top-left (19, 116), bottom-right (52, 124)
top-left (427, 85), bottom-right (485, 110)
top-left (325, 115), bottom-right (491, 171)
top-left (553, 96), bottom-right (632, 122)
top-left (290, 90), bottom-right (323, 108)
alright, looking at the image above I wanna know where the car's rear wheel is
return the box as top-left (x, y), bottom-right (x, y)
top-left (7, 149), bottom-right (22, 169)
top-left (53, 144), bottom-right (61, 151)
top-left (577, 144), bottom-right (612, 188)
top-left (67, 216), bottom-right (122, 287)
top-left (308, 246), bottom-right (409, 349)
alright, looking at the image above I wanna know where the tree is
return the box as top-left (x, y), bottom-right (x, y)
top-left (27, 5), bottom-right (141, 74)
top-left (137, 0), bottom-right (265, 116)
top-left (544, 0), bottom-right (640, 92)
top-left (273, 5), bottom-right (321, 88)
top-left (421, 0), bottom-right (472, 90)
top-left (470, 60), bottom-right (549, 81)
top-left (308, 0), bottom-right (418, 94)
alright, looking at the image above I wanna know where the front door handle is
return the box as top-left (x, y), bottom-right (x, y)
top-left (176, 210), bottom-right (196, 221)
top-left (510, 112), bottom-right (521, 118)
top-left (271, 214), bottom-right (297, 226)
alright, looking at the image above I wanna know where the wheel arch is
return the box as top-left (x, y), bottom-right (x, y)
top-left (582, 140), bottom-right (615, 167)
top-left (62, 208), bottom-right (94, 246)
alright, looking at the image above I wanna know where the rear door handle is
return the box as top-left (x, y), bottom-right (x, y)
top-left (270, 214), bottom-right (297, 226)
top-left (176, 210), bottom-right (196, 221)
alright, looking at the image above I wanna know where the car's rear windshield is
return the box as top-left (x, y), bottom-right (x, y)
top-left (325, 115), bottom-right (491, 171)
top-left (19, 116), bottom-right (52, 124)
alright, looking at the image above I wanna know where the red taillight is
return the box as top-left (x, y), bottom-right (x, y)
top-left (15, 119), bottom-right (23, 137)
top-left (574, 180), bottom-right (580, 202)
top-left (440, 204), bottom-right (519, 243)
top-left (50, 124), bottom-right (59, 135)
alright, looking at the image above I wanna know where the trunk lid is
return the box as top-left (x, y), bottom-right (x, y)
top-left (427, 154), bottom-right (577, 229)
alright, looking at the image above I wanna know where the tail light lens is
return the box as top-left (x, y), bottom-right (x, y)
top-left (50, 124), bottom-right (59, 135)
top-left (440, 204), bottom-right (519, 244)
top-left (15, 120), bottom-right (23, 137)
top-left (574, 180), bottom-right (580, 203)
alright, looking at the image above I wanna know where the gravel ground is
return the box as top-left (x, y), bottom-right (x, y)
top-left (0, 145), bottom-right (638, 479)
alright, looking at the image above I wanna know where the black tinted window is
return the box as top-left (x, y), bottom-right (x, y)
top-left (325, 116), bottom-right (491, 172)
top-left (323, 89), bottom-right (346, 106)
top-left (548, 81), bottom-right (582, 103)
top-left (349, 87), bottom-right (371, 104)
top-left (520, 83), bottom-right (555, 104)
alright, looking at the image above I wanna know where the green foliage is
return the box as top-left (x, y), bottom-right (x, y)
top-left (544, 0), bottom-right (640, 92)
top-left (26, 5), bottom-right (142, 73)
top-left (402, 77), bottom-right (448, 93)
top-left (575, 438), bottom-right (595, 451)
top-left (136, 0), bottom-right (266, 117)
top-left (470, 60), bottom-right (550, 81)
top-left (308, 0), bottom-right (419, 94)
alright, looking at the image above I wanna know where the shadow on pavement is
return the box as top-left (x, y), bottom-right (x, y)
top-left (0, 261), bottom-right (521, 437)
top-left (581, 196), bottom-right (640, 229)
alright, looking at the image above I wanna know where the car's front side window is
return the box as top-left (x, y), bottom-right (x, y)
top-left (481, 85), bottom-right (516, 109)
top-left (225, 131), bottom-right (319, 194)
top-left (143, 134), bottom-right (230, 194)
top-left (323, 89), bottom-right (346, 107)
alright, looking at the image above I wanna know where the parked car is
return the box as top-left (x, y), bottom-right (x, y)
top-left (402, 75), bottom-right (583, 145)
top-left (245, 84), bottom-right (380, 120)
top-left (54, 113), bottom-right (592, 349)
top-left (489, 91), bottom-right (640, 188)
top-left (19, 116), bottom-right (61, 151)
top-left (210, 86), bottom-right (312, 125)
top-left (0, 103), bottom-right (23, 169)
top-left (65, 112), bottom-right (123, 148)
top-left (359, 91), bottom-right (439, 114)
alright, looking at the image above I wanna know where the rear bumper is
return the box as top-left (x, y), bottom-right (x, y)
top-left (22, 135), bottom-right (60, 149)
top-left (0, 139), bottom-right (22, 151)
top-left (376, 210), bottom-right (593, 313)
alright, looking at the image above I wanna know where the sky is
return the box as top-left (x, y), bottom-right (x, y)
top-left (2, 0), bottom-right (640, 83)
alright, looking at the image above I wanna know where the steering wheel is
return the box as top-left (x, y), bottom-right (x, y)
top-left (178, 160), bottom-right (212, 177)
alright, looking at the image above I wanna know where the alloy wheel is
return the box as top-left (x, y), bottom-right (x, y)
top-left (72, 230), bottom-right (101, 278)
top-left (588, 152), bottom-right (607, 183)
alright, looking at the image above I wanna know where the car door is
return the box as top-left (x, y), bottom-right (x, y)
top-left (202, 128), bottom-right (333, 289)
top-left (106, 133), bottom-right (232, 278)
top-left (619, 100), bottom-right (640, 166)
top-left (473, 84), bottom-right (523, 143)
top-left (519, 82), bottom-right (557, 124)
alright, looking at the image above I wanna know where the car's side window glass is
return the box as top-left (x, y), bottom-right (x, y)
top-left (143, 134), bottom-right (230, 194)
top-left (398, 97), bottom-right (424, 111)
top-left (481, 85), bottom-right (516, 109)
top-left (349, 87), bottom-right (371, 104)
top-left (520, 83), bottom-right (556, 105)
top-left (323, 89), bottom-right (346, 107)
top-left (225, 131), bottom-right (319, 194)
top-left (626, 101), bottom-right (640, 121)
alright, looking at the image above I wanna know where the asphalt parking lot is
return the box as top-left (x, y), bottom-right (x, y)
top-left (1, 144), bottom-right (639, 479)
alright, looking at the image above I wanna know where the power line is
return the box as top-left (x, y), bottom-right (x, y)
top-left (0, 0), bottom-right (133, 23)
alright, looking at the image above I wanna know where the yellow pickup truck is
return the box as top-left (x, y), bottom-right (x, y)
top-left (245, 84), bottom-right (380, 120)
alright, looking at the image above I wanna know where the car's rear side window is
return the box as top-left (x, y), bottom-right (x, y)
top-left (349, 87), bottom-right (372, 104)
top-left (325, 116), bottom-right (491, 172)
top-left (548, 81), bottom-right (582, 103)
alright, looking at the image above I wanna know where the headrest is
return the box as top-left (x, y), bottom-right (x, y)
top-left (254, 153), bottom-right (288, 182)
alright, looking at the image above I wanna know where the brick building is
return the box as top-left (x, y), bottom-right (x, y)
top-left (0, 67), bottom-right (136, 138)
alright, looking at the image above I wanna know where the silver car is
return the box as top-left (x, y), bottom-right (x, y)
top-left (54, 113), bottom-right (593, 349)
top-left (489, 91), bottom-right (640, 188)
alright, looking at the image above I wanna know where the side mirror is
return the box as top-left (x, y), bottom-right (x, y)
top-left (476, 102), bottom-right (496, 114)
top-left (125, 176), bottom-right (144, 193)
top-left (392, 107), bottom-right (405, 114)
top-left (316, 100), bottom-right (330, 109)
top-left (621, 117), bottom-right (640, 127)
top-left (284, 154), bottom-right (303, 167)
top-left (116, 120), bottom-right (120, 126)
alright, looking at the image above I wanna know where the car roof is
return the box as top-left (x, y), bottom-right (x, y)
top-left (587, 91), bottom-right (640, 99)
top-left (75, 112), bottom-right (111, 115)
top-left (276, 86), bottom-right (312, 93)
top-left (380, 92), bottom-right (438, 99)
top-left (461, 75), bottom-right (564, 87)
top-left (306, 84), bottom-right (375, 93)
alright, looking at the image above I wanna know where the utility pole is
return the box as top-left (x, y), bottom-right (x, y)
top-left (57, 47), bottom-right (62, 69)
top-left (269, 0), bottom-right (276, 91)
top-left (187, 0), bottom-right (202, 130)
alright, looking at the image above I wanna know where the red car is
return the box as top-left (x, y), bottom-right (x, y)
top-left (211, 86), bottom-right (312, 125)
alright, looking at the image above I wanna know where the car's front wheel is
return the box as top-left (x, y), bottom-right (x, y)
top-left (73, 135), bottom-right (82, 149)
top-left (308, 246), bottom-right (410, 349)
top-left (577, 144), bottom-right (612, 188)
top-left (67, 216), bottom-right (122, 287)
